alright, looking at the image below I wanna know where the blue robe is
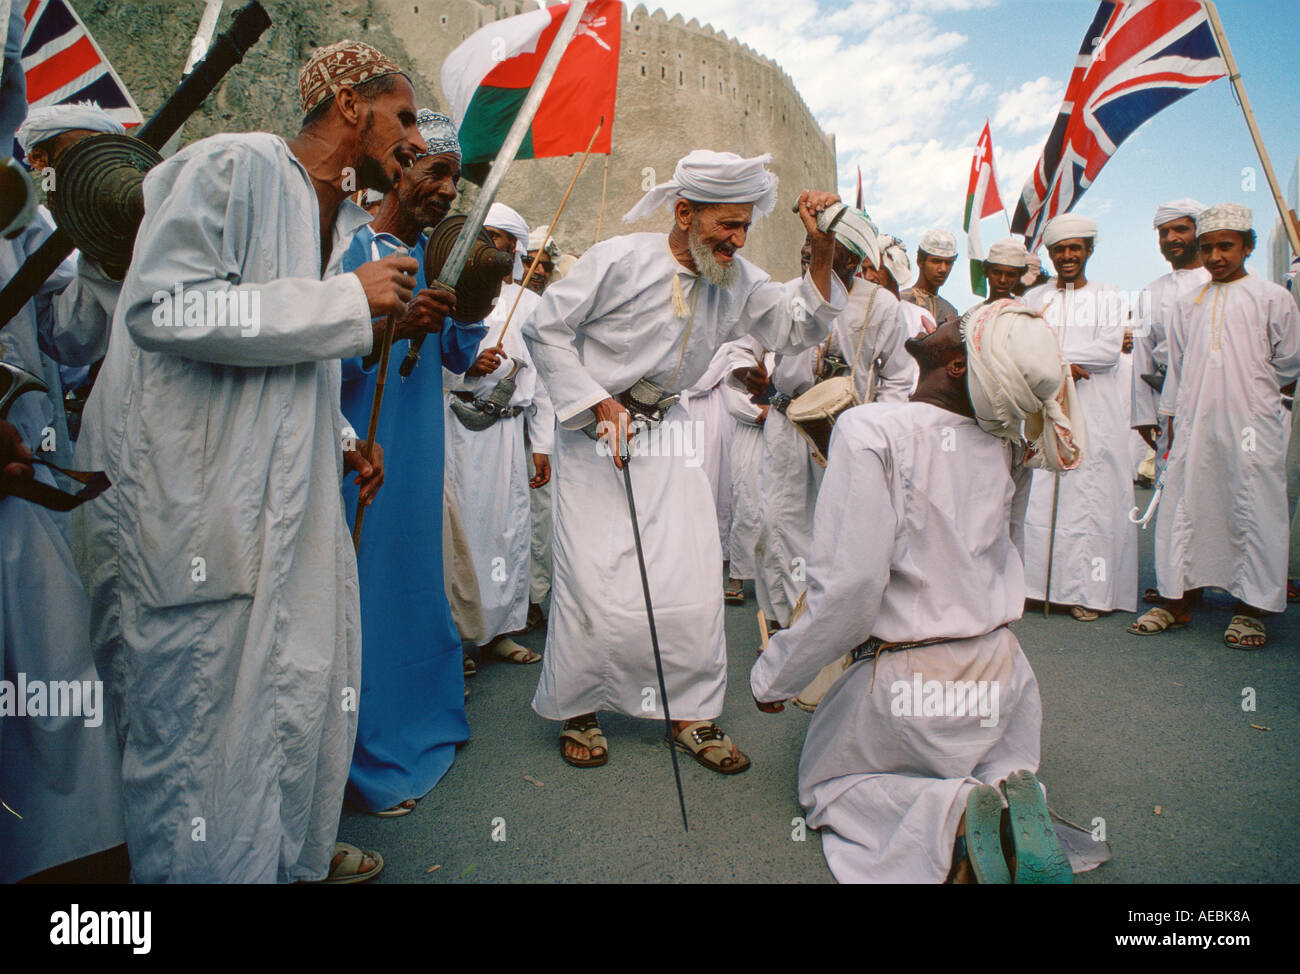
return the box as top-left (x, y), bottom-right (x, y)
top-left (340, 227), bottom-right (486, 811)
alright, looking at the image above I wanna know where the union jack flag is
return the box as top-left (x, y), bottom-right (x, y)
top-left (1011, 0), bottom-right (1225, 249)
top-left (19, 0), bottom-right (141, 131)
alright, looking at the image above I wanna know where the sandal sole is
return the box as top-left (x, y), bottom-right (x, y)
top-left (964, 784), bottom-right (1011, 884)
top-left (1003, 771), bottom-right (1072, 884)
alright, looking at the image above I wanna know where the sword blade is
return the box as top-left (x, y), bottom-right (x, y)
top-left (620, 454), bottom-right (689, 833)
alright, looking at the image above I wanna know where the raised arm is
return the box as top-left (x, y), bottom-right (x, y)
top-left (751, 424), bottom-right (896, 702)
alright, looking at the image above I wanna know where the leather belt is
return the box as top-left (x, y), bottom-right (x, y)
top-left (451, 389), bottom-right (523, 418)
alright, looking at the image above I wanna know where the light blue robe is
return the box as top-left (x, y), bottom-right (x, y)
top-left (340, 226), bottom-right (486, 811)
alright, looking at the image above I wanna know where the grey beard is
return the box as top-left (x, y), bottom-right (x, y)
top-left (688, 231), bottom-right (739, 289)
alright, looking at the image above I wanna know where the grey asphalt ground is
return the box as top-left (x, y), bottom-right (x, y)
top-left (338, 487), bottom-right (1300, 883)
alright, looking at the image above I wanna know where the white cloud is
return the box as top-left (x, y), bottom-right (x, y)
top-left (641, 2), bottom-right (1029, 225)
top-left (993, 76), bottom-right (1065, 135)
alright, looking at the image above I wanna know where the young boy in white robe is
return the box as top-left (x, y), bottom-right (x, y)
top-left (523, 151), bottom-right (848, 774)
top-left (444, 203), bottom-right (553, 666)
top-left (1020, 214), bottom-right (1137, 620)
top-left (1129, 203), bottom-right (1300, 648)
top-left (751, 302), bottom-right (1085, 884)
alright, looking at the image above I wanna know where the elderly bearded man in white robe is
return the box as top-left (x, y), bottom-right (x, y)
top-left (523, 151), bottom-right (848, 773)
top-left (730, 213), bottom-right (912, 636)
top-left (751, 301), bottom-right (1086, 884)
top-left (72, 41), bottom-right (437, 883)
top-left (1020, 214), bottom-right (1137, 620)
top-left (1129, 204), bottom-right (1300, 648)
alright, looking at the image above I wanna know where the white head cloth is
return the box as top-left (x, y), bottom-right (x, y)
top-left (1042, 213), bottom-right (1098, 248)
top-left (828, 204), bottom-right (880, 271)
top-left (918, 228), bottom-right (957, 258)
top-left (16, 101), bottom-right (124, 154)
top-left (486, 202), bottom-right (530, 279)
top-left (963, 299), bottom-right (1087, 472)
top-left (1151, 198), bottom-right (1206, 229)
top-left (623, 149), bottom-right (778, 224)
top-left (527, 223), bottom-right (559, 257)
top-left (985, 237), bottom-right (1030, 268)
top-left (876, 233), bottom-right (913, 288)
top-left (1196, 202), bottom-right (1251, 236)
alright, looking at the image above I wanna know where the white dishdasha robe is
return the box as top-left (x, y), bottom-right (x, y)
top-left (523, 233), bottom-right (845, 721)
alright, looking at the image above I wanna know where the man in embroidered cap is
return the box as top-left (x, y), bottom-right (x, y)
top-left (1018, 213), bottom-right (1136, 622)
top-left (902, 228), bottom-right (959, 325)
top-left (1130, 200), bottom-right (1209, 502)
top-left (444, 201), bottom-right (553, 669)
top-left (751, 303), bottom-right (1085, 884)
top-left (338, 108), bottom-right (488, 818)
top-left (967, 237), bottom-right (1030, 312)
top-left (523, 149), bottom-right (847, 773)
top-left (72, 39), bottom-right (433, 883)
top-left (1129, 204), bottom-right (1300, 649)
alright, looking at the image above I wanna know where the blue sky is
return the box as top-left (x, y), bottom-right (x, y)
top-left (644, 0), bottom-right (1300, 308)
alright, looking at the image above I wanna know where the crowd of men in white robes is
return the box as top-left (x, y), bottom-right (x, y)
top-left (2, 21), bottom-right (1297, 886)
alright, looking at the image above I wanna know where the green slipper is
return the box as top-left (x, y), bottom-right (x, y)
top-left (1002, 770), bottom-right (1073, 884)
top-left (963, 784), bottom-right (1012, 884)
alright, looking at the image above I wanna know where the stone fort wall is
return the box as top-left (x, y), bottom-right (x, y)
top-left (380, 1), bottom-right (837, 277)
top-left (72, 0), bottom-right (836, 278)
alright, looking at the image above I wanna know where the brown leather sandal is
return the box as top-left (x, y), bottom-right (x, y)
top-left (669, 721), bottom-right (751, 775)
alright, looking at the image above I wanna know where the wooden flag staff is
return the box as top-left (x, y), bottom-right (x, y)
top-left (1204, 2), bottom-right (1300, 256)
top-left (493, 117), bottom-right (604, 352)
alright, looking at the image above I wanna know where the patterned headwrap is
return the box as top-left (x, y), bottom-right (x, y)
top-left (416, 109), bottom-right (459, 157)
top-left (299, 40), bottom-right (404, 116)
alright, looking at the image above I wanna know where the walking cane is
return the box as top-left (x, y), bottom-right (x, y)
top-left (617, 433), bottom-right (689, 832)
top-left (352, 248), bottom-right (408, 552)
top-left (1043, 472), bottom-right (1061, 619)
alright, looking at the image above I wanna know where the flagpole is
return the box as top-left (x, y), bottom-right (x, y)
top-left (400, 0), bottom-right (591, 377)
top-left (594, 151), bottom-right (611, 245)
top-left (497, 118), bottom-right (603, 352)
top-left (1204, 2), bottom-right (1300, 256)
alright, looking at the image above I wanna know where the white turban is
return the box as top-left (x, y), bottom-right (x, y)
top-left (985, 237), bottom-right (1030, 268)
top-left (963, 299), bottom-right (1087, 472)
top-left (876, 233), bottom-right (913, 289)
top-left (918, 228), bottom-right (957, 258)
top-left (623, 149), bottom-right (778, 224)
top-left (1042, 214), bottom-right (1098, 248)
top-left (1152, 198), bottom-right (1206, 229)
top-left (825, 203), bottom-right (880, 272)
top-left (485, 202), bottom-right (529, 279)
top-left (527, 223), bottom-right (559, 258)
top-left (16, 101), bottom-right (125, 155)
top-left (1196, 202), bottom-right (1251, 236)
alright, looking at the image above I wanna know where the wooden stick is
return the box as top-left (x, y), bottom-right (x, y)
top-left (493, 117), bottom-right (605, 352)
top-left (1204, 2), bottom-right (1300, 257)
top-left (352, 311), bottom-right (396, 552)
top-left (594, 151), bottom-right (611, 245)
top-left (1043, 472), bottom-right (1061, 618)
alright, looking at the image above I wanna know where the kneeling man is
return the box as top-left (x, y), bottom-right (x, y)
top-left (751, 301), bottom-right (1085, 883)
